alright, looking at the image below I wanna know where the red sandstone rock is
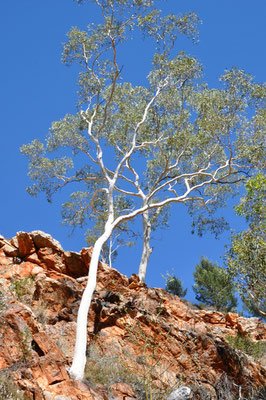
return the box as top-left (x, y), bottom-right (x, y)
top-left (16, 231), bottom-right (36, 258)
top-left (31, 230), bottom-right (63, 252)
top-left (2, 242), bottom-right (19, 257)
top-left (25, 252), bottom-right (42, 265)
top-left (38, 247), bottom-right (66, 274)
top-left (64, 250), bottom-right (88, 277)
top-left (0, 248), bottom-right (12, 265)
top-left (0, 231), bottom-right (265, 400)
top-left (11, 235), bottom-right (19, 248)
top-left (110, 382), bottom-right (136, 399)
top-left (81, 247), bottom-right (94, 266)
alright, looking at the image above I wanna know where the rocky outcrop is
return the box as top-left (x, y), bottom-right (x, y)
top-left (0, 231), bottom-right (265, 399)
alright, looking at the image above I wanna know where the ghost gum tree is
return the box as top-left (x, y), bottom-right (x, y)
top-left (21, 0), bottom-right (265, 380)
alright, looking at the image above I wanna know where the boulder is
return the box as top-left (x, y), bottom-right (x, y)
top-left (110, 382), bottom-right (136, 399)
top-left (16, 231), bottom-right (35, 258)
top-left (2, 243), bottom-right (19, 257)
top-left (167, 386), bottom-right (191, 400)
top-left (37, 247), bottom-right (66, 274)
top-left (30, 231), bottom-right (63, 252)
top-left (64, 251), bottom-right (88, 278)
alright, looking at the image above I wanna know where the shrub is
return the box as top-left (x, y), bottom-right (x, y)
top-left (0, 373), bottom-right (25, 399)
top-left (32, 301), bottom-right (49, 325)
top-left (164, 272), bottom-right (187, 298)
top-left (84, 343), bottom-right (136, 389)
top-left (10, 275), bottom-right (36, 301)
top-left (18, 328), bottom-right (32, 362)
top-left (226, 333), bottom-right (266, 360)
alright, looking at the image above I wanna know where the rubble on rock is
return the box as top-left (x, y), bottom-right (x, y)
top-left (0, 231), bottom-right (265, 399)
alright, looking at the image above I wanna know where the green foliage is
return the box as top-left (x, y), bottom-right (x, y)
top-left (235, 172), bottom-right (266, 225)
top-left (226, 333), bottom-right (266, 361)
top-left (21, 0), bottom-right (265, 279)
top-left (18, 328), bottom-right (32, 362)
top-left (226, 173), bottom-right (266, 320)
top-left (0, 373), bottom-right (25, 400)
top-left (10, 275), bottom-right (36, 301)
top-left (163, 272), bottom-right (187, 298)
top-left (193, 256), bottom-right (237, 312)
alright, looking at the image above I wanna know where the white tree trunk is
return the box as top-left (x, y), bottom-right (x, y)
top-left (69, 229), bottom-right (111, 380)
top-left (138, 210), bottom-right (153, 283)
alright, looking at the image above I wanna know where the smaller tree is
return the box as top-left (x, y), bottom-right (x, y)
top-left (226, 173), bottom-right (266, 320)
top-left (193, 256), bottom-right (237, 312)
top-left (164, 271), bottom-right (187, 297)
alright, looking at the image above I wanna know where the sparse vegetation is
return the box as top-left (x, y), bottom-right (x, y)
top-left (0, 373), bottom-right (25, 400)
top-left (226, 333), bottom-right (266, 361)
top-left (10, 275), bottom-right (36, 302)
top-left (32, 301), bottom-right (49, 324)
top-left (163, 271), bottom-right (187, 298)
top-left (0, 291), bottom-right (7, 314)
top-left (84, 343), bottom-right (135, 389)
top-left (18, 328), bottom-right (32, 362)
top-left (84, 318), bottom-right (181, 400)
top-left (123, 311), bottom-right (181, 400)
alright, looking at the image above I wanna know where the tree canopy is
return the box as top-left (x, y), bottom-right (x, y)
top-left (20, 0), bottom-right (265, 380)
top-left (164, 272), bottom-right (187, 298)
top-left (226, 173), bottom-right (266, 320)
top-left (193, 256), bottom-right (237, 312)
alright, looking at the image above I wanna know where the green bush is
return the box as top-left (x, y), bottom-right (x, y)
top-left (0, 373), bottom-right (25, 399)
top-left (226, 333), bottom-right (266, 360)
top-left (10, 275), bottom-right (36, 301)
top-left (163, 272), bottom-right (187, 298)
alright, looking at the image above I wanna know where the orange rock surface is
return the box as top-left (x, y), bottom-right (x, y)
top-left (0, 231), bottom-right (265, 399)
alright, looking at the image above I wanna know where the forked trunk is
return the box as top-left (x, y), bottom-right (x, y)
top-left (69, 228), bottom-right (112, 380)
top-left (138, 210), bottom-right (153, 283)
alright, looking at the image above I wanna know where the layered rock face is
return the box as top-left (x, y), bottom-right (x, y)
top-left (0, 231), bottom-right (265, 399)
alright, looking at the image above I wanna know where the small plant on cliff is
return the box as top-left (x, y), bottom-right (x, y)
top-left (32, 301), bottom-right (49, 325)
top-left (163, 271), bottom-right (187, 298)
top-left (18, 328), bottom-right (32, 362)
top-left (124, 311), bottom-right (181, 400)
top-left (226, 333), bottom-right (266, 361)
top-left (10, 275), bottom-right (36, 302)
top-left (84, 342), bottom-right (136, 390)
top-left (0, 292), bottom-right (7, 314)
top-left (193, 256), bottom-right (237, 312)
top-left (0, 373), bottom-right (25, 400)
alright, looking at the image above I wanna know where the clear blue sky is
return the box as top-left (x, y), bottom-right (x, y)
top-left (0, 0), bottom-right (265, 305)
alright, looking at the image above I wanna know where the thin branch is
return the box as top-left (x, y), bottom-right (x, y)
top-left (112, 80), bottom-right (169, 186)
top-left (90, 188), bottom-right (108, 215)
top-left (113, 185), bottom-right (141, 198)
top-left (81, 109), bottom-right (111, 182)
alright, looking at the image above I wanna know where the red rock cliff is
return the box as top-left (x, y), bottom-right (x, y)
top-left (0, 231), bottom-right (265, 399)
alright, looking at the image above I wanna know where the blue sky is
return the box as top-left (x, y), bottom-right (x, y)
top-left (0, 0), bottom-right (265, 305)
